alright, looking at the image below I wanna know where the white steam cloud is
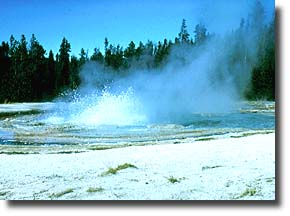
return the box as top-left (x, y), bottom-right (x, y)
top-left (48, 2), bottom-right (266, 126)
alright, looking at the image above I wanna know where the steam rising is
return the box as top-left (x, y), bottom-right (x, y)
top-left (47, 2), bottom-right (267, 126)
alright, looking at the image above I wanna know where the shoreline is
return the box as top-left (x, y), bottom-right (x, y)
top-left (0, 133), bottom-right (275, 200)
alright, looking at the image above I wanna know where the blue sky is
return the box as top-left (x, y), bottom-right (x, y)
top-left (0, 0), bottom-right (274, 56)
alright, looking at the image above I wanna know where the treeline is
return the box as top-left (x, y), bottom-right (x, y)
top-left (0, 20), bottom-right (206, 102)
top-left (0, 2), bottom-right (274, 103)
top-left (245, 17), bottom-right (275, 100)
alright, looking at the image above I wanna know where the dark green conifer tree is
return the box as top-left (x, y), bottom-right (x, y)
top-left (58, 37), bottom-right (71, 89)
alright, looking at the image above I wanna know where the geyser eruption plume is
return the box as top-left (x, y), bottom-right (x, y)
top-left (49, 46), bottom-right (239, 126)
top-left (71, 87), bottom-right (147, 126)
top-left (48, 3), bottom-right (265, 126)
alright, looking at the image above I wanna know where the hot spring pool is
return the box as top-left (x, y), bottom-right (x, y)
top-left (0, 101), bottom-right (275, 154)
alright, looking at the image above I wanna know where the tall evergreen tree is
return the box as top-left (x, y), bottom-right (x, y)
top-left (58, 37), bottom-right (71, 89)
top-left (124, 41), bottom-right (136, 58)
top-left (79, 48), bottom-right (88, 67)
top-left (11, 35), bottom-right (29, 101)
top-left (47, 50), bottom-right (57, 96)
top-left (194, 23), bottom-right (207, 45)
top-left (135, 42), bottom-right (145, 59)
top-left (178, 19), bottom-right (190, 43)
top-left (246, 16), bottom-right (275, 100)
top-left (0, 42), bottom-right (10, 102)
top-left (90, 48), bottom-right (104, 63)
top-left (29, 34), bottom-right (46, 100)
top-left (154, 41), bottom-right (164, 66)
top-left (70, 55), bottom-right (80, 88)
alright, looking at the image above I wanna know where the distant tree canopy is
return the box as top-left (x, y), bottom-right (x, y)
top-left (178, 19), bottom-right (190, 43)
top-left (0, 5), bottom-right (275, 102)
top-left (194, 23), bottom-right (208, 45)
top-left (247, 13), bottom-right (275, 100)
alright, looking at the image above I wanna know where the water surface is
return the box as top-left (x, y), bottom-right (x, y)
top-left (0, 101), bottom-right (275, 154)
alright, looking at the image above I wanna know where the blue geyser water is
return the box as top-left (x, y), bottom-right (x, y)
top-left (45, 87), bottom-right (148, 126)
top-left (45, 85), bottom-right (234, 127)
top-left (0, 101), bottom-right (274, 148)
top-left (43, 86), bottom-right (274, 131)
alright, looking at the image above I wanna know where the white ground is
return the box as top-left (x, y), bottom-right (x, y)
top-left (0, 133), bottom-right (275, 200)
